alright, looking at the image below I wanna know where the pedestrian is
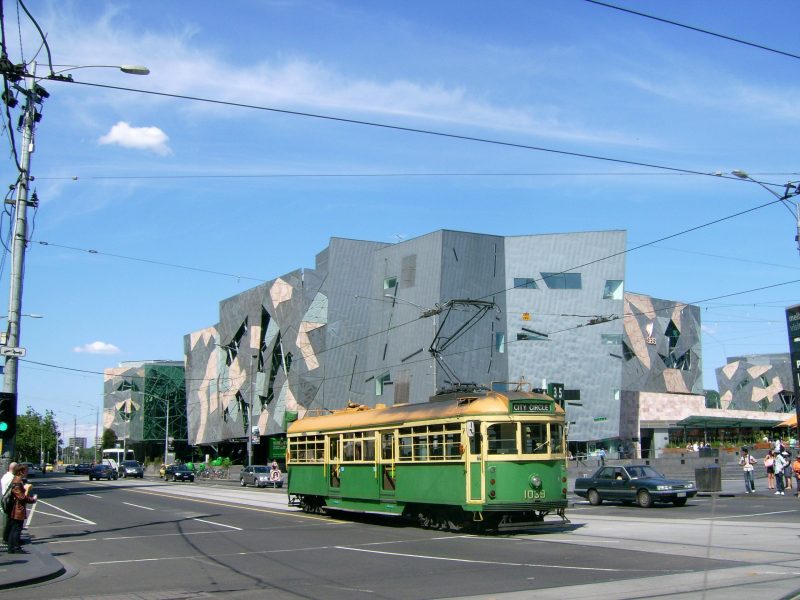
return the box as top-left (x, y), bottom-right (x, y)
top-left (7, 463), bottom-right (36, 553)
top-left (598, 448), bottom-right (606, 466)
top-left (765, 451), bottom-right (775, 490)
top-left (793, 455), bottom-right (800, 498)
top-left (783, 452), bottom-right (794, 492)
top-left (739, 448), bottom-right (757, 493)
top-left (1, 461), bottom-right (17, 551)
top-left (774, 450), bottom-right (788, 495)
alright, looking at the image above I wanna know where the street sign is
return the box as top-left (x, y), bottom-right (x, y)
top-left (0, 347), bottom-right (25, 357)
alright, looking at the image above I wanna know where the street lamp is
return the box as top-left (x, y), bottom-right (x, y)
top-left (47, 64), bottom-right (150, 79)
top-left (731, 170), bottom-right (800, 254)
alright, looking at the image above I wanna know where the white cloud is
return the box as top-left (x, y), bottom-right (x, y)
top-left (98, 121), bottom-right (171, 155)
top-left (73, 341), bottom-right (121, 355)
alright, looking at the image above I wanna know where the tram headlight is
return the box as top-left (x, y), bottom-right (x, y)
top-left (530, 475), bottom-right (542, 489)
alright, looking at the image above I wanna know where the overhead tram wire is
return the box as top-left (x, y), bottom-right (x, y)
top-left (29, 194), bottom-right (790, 368)
top-left (21, 275), bottom-right (800, 394)
top-left (583, 0), bottom-right (800, 62)
top-left (56, 78), bottom-right (772, 186)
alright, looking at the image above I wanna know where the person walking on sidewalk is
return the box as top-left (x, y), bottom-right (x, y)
top-left (792, 455), bottom-right (800, 498)
top-left (774, 450), bottom-right (788, 495)
top-left (739, 448), bottom-right (757, 493)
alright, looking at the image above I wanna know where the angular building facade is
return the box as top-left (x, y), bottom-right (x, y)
top-left (716, 353), bottom-right (794, 412)
top-left (103, 361), bottom-right (188, 450)
top-left (184, 229), bottom-right (673, 450)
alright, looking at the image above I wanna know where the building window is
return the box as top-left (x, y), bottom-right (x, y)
top-left (612, 389), bottom-right (621, 401)
top-left (495, 332), bottom-right (505, 354)
top-left (736, 378), bottom-right (750, 391)
top-left (541, 272), bottom-right (581, 289)
top-left (601, 334), bottom-right (622, 345)
top-left (513, 277), bottom-right (537, 289)
top-left (603, 280), bottom-right (623, 300)
top-left (383, 276), bottom-right (397, 290)
top-left (759, 375), bottom-right (770, 387)
top-left (375, 373), bottom-right (391, 395)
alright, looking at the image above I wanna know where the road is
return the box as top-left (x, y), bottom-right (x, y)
top-left (17, 474), bottom-right (800, 599)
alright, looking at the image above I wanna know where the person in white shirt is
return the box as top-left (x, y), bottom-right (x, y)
top-left (739, 449), bottom-right (757, 493)
top-left (1, 462), bottom-right (17, 550)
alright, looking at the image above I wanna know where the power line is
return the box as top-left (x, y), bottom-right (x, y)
top-left (32, 171), bottom-right (800, 182)
top-left (584, 0), bottom-right (800, 61)
top-left (59, 78), bottom-right (763, 185)
top-left (29, 240), bottom-right (267, 282)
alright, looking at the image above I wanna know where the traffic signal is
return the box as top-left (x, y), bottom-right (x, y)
top-left (0, 392), bottom-right (17, 439)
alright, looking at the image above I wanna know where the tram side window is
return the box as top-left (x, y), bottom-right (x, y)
top-left (343, 439), bottom-right (355, 461)
top-left (446, 432), bottom-right (462, 458)
top-left (364, 437), bottom-right (375, 461)
top-left (413, 435), bottom-right (428, 460)
top-left (398, 435), bottom-right (412, 461)
top-left (550, 424), bottom-right (564, 454)
top-left (430, 434), bottom-right (444, 460)
top-left (488, 423), bottom-right (518, 455)
top-left (329, 436), bottom-right (340, 462)
top-left (523, 423), bottom-right (548, 454)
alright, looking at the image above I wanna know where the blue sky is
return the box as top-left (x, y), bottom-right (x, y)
top-left (2, 0), bottom-right (798, 441)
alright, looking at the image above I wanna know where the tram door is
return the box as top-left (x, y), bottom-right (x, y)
top-left (328, 435), bottom-right (341, 495)
top-left (379, 432), bottom-right (396, 501)
top-left (465, 421), bottom-right (485, 503)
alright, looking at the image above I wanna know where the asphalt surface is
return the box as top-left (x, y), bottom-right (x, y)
top-left (5, 473), bottom-right (800, 599)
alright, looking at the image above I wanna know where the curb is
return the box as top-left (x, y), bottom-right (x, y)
top-left (0, 541), bottom-right (65, 590)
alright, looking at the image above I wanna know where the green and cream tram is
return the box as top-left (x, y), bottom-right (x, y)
top-left (287, 385), bottom-right (568, 531)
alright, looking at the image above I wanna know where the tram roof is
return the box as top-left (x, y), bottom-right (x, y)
top-left (287, 391), bottom-right (564, 435)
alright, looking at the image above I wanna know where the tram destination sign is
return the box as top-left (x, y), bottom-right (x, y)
top-left (510, 401), bottom-right (553, 414)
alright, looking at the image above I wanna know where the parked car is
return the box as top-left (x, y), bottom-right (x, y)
top-left (75, 463), bottom-right (93, 475)
top-left (44, 463), bottom-right (54, 472)
top-left (574, 465), bottom-right (697, 508)
top-left (119, 460), bottom-right (144, 478)
top-left (240, 465), bottom-right (283, 488)
top-left (165, 464), bottom-right (194, 482)
top-left (89, 463), bottom-right (118, 481)
top-left (65, 464), bottom-right (77, 474)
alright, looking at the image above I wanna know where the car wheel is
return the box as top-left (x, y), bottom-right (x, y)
top-left (240, 478), bottom-right (246, 487)
top-left (587, 489), bottom-right (602, 505)
top-left (172, 475), bottom-right (177, 482)
top-left (673, 498), bottom-right (687, 507)
top-left (637, 490), bottom-right (653, 508)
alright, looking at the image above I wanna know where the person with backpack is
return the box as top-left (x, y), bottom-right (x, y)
top-left (739, 448), bottom-right (757, 493)
top-left (0, 462), bottom-right (16, 552)
top-left (6, 463), bottom-right (35, 553)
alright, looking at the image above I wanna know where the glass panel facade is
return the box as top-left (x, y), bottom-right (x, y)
top-left (603, 279), bottom-right (623, 299)
top-left (513, 277), bottom-right (537, 289)
top-left (541, 272), bottom-right (582, 289)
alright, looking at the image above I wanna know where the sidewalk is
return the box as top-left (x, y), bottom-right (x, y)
top-left (0, 533), bottom-right (65, 590)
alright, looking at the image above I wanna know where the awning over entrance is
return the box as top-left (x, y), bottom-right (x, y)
top-left (676, 415), bottom-right (783, 429)
top-left (778, 415), bottom-right (797, 428)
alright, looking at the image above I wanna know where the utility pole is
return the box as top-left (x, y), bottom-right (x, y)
top-left (163, 396), bottom-right (170, 464)
top-left (2, 61), bottom-right (41, 461)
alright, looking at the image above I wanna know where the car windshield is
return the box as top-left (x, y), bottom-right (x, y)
top-left (122, 461), bottom-right (139, 467)
top-left (625, 466), bottom-right (664, 479)
top-left (253, 467), bottom-right (269, 473)
top-left (174, 464), bottom-right (187, 469)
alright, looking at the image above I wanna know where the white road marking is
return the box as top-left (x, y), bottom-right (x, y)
top-left (334, 546), bottom-right (625, 571)
top-left (122, 501), bottom-right (154, 511)
top-left (86, 493), bottom-right (102, 499)
top-left (48, 538), bottom-right (99, 544)
top-left (194, 518), bottom-right (242, 531)
top-left (36, 499), bottom-right (95, 525)
top-left (34, 510), bottom-right (95, 524)
top-left (695, 509), bottom-right (800, 520)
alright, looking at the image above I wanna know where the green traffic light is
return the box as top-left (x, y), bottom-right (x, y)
top-left (0, 422), bottom-right (7, 432)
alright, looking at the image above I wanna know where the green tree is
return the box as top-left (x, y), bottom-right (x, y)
top-left (101, 428), bottom-right (118, 450)
top-left (15, 407), bottom-right (60, 463)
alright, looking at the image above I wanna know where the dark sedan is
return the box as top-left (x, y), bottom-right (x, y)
top-left (165, 464), bottom-right (194, 482)
top-left (75, 463), bottom-right (93, 475)
top-left (574, 465), bottom-right (697, 508)
top-left (89, 464), bottom-right (118, 481)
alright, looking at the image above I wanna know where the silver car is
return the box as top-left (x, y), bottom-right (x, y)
top-left (120, 460), bottom-right (144, 478)
top-left (240, 465), bottom-right (282, 488)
